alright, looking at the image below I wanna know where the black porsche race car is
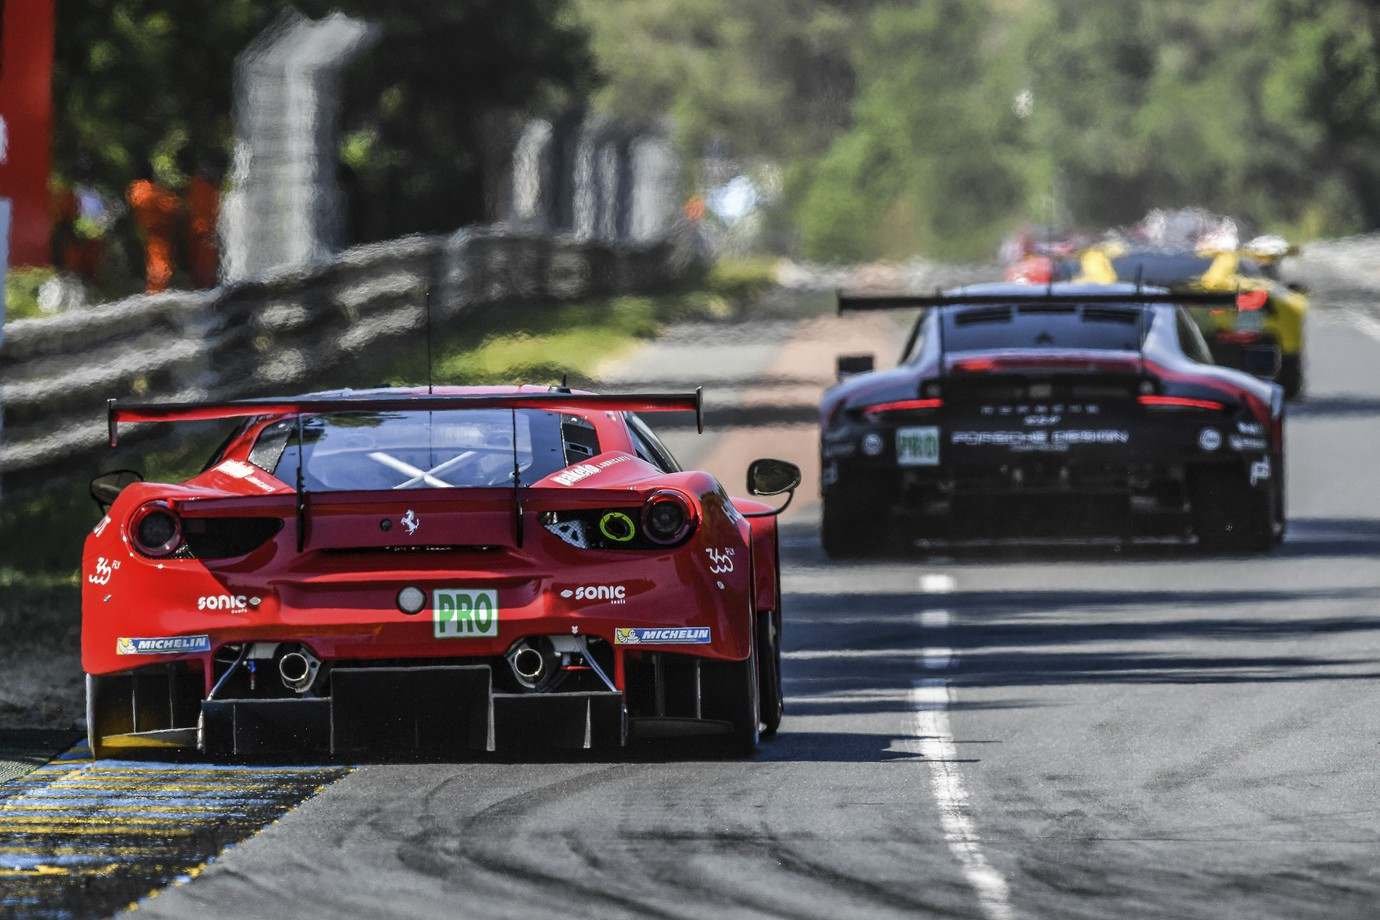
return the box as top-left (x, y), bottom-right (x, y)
top-left (821, 283), bottom-right (1285, 555)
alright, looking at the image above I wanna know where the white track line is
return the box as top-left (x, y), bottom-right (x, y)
top-left (920, 573), bottom-right (956, 593)
top-left (919, 609), bottom-right (951, 628)
top-left (922, 648), bottom-right (954, 670)
top-left (913, 588), bottom-right (1015, 920)
top-left (912, 679), bottom-right (1015, 920)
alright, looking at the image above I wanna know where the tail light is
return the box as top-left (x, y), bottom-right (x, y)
top-left (954, 358), bottom-right (996, 372)
top-left (1138, 395), bottom-right (1225, 411)
top-left (863, 398), bottom-right (944, 418)
top-left (542, 496), bottom-right (698, 551)
top-left (130, 501), bottom-right (182, 557)
top-left (643, 490), bottom-right (696, 545)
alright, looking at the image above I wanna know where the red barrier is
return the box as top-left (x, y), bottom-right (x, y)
top-left (0, 0), bottom-right (56, 266)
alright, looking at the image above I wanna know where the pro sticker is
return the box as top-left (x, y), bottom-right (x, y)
top-left (434, 589), bottom-right (500, 639)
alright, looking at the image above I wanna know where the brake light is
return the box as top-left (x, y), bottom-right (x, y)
top-left (129, 501), bottom-right (183, 557)
top-left (1237, 290), bottom-right (1269, 311)
top-left (863, 398), bottom-right (944, 416)
top-left (955, 358), bottom-right (996, 372)
top-left (1138, 395), bottom-right (1225, 411)
top-left (541, 497), bottom-right (698, 550)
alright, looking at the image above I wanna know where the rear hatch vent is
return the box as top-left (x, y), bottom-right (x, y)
top-left (177, 518), bottom-right (283, 560)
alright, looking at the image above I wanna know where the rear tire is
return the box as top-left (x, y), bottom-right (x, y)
top-left (757, 610), bottom-right (783, 737)
top-left (86, 674), bottom-right (123, 760)
top-left (720, 634), bottom-right (760, 756)
top-left (1192, 466), bottom-right (1273, 553)
top-left (1279, 354), bottom-right (1304, 399)
top-left (822, 493), bottom-right (887, 558)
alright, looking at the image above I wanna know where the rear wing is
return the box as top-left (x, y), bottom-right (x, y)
top-left (837, 290), bottom-right (1243, 313)
top-left (109, 389), bottom-right (704, 553)
top-left (834, 289), bottom-right (1250, 378)
top-left (107, 389), bottom-right (704, 448)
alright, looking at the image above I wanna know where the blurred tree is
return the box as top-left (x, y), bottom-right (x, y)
top-left (1017, 0), bottom-right (1380, 238)
top-left (574, 0), bottom-right (869, 162)
top-left (795, 0), bottom-right (1026, 260)
top-left (52, 2), bottom-right (274, 187)
top-left (306, 0), bottom-right (595, 241)
top-left (52, 1), bottom-right (594, 250)
top-left (54, 0), bottom-right (1380, 262)
top-left (577, 0), bottom-right (1380, 257)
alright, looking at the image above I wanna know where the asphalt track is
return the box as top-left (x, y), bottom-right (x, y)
top-left (6, 305), bottom-right (1380, 919)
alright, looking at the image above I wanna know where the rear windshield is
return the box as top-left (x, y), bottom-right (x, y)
top-left (249, 409), bottom-right (596, 490)
top-left (942, 304), bottom-right (1145, 352)
top-left (1111, 253), bottom-right (1213, 286)
top-left (1111, 252), bottom-right (1265, 285)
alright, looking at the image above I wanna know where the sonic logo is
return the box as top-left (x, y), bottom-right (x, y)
top-left (560, 584), bottom-right (628, 604)
top-left (197, 595), bottom-right (261, 614)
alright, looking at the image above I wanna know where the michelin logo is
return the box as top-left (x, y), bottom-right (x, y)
top-left (614, 627), bottom-right (711, 645)
top-left (117, 635), bottom-right (212, 656)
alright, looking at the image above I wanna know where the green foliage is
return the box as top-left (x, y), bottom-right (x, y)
top-left (796, 1), bottom-right (1026, 260)
top-left (579, 0), bottom-right (1380, 259)
top-left (300, 0), bottom-right (595, 241)
top-left (574, 0), bottom-right (865, 162)
top-left (53, 1), bottom-right (274, 183)
top-left (52, 2), bottom-right (594, 246)
top-left (4, 268), bottom-right (56, 322)
top-left (706, 256), bottom-right (779, 300)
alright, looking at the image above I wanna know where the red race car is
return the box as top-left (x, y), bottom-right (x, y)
top-left (83, 386), bottom-right (800, 759)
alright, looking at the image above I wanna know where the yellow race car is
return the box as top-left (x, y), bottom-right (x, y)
top-left (1076, 243), bottom-right (1308, 397)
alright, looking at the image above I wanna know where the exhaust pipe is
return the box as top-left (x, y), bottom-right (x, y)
top-left (512, 646), bottom-right (546, 683)
top-left (278, 648), bottom-right (321, 694)
top-left (507, 639), bottom-right (558, 690)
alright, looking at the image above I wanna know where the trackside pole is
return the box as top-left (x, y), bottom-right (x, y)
top-left (0, 199), bottom-right (9, 503)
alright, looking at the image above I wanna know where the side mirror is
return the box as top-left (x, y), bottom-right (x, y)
top-left (747, 458), bottom-right (801, 497)
top-left (90, 469), bottom-right (143, 513)
top-left (836, 354), bottom-right (875, 381)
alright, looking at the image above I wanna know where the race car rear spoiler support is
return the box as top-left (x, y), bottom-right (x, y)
top-left (837, 290), bottom-right (1242, 313)
top-left (105, 389), bottom-right (705, 448)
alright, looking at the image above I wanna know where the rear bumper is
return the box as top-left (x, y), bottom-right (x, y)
top-left (89, 651), bottom-right (748, 758)
top-left (82, 548), bottom-right (754, 678)
top-left (201, 666), bottom-right (627, 757)
top-left (823, 449), bottom-right (1274, 542)
top-left (93, 645), bottom-right (756, 761)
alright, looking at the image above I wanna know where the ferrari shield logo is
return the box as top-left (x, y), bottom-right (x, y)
top-left (400, 509), bottom-right (421, 535)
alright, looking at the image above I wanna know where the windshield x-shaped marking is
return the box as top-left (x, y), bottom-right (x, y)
top-left (367, 450), bottom-right (477, 489)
